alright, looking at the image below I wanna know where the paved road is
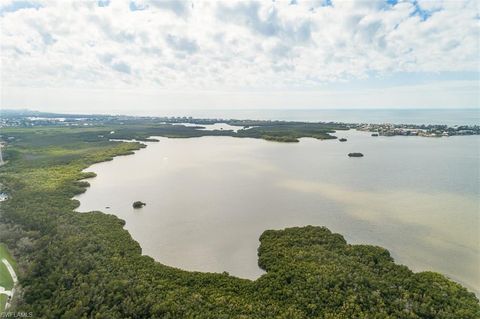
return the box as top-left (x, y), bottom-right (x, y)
top-left (0, 287), bottom-right (12, 297)
top-left (2, 259), bottom-right (17, 284)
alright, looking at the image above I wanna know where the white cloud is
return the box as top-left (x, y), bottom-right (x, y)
top-left (165, 34), bottom-right (199, 54)
top-left (0, 0), bottom-right (478, 110)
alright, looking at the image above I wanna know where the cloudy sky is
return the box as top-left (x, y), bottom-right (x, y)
top-left (0, 0), bottom-right (479, 115)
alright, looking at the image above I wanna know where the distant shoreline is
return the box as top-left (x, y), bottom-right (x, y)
top-left (1, 109), bottom-right (479, 140)
top-left (1, 108), bottom-right (479, 126)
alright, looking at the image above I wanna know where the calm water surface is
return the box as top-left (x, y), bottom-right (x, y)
top-left (156, 109), bottom-right (480, 125)
top-left (75, 130), bottom-right (480, 294)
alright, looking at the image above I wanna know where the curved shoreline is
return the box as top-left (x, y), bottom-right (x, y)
top-left (73, 134), bottom-right (479, 295)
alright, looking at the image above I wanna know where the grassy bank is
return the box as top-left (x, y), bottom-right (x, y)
top-left (0, 244), bottom-right (16, 287)
top-left (0, 243), bottom-right (17, 312)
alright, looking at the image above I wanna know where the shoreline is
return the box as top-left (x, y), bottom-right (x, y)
top-left (73, 132), bottom-right (479, 296)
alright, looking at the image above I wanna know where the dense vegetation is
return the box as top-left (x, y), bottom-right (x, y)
top-left (1, 109), bottom-right (350, 142)
top-left (0, 123), bottom-right (478, 318)
top-left (104, 120), bottom-right (347, 142)
top-left (132, 201), bottom-right (146, 209)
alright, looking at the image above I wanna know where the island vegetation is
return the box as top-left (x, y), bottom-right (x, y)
top-left (348, 152), bottom-right (364, 157)
top-left (1, 110), bottom-right (350, 143)
top-left (133, 201), bottom-right (146, 209)
top-left (0, 118), bottom-right (478, 318)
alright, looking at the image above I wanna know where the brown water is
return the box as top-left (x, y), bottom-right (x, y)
top-left (74, 130), bottom-right (480, 294)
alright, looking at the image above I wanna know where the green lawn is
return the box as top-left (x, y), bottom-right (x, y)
top-left (0, 243), bottom-right (16, 313)
top-left (0, 295), bottom-right (7, 313)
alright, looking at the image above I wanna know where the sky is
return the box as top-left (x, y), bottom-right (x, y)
top-left (0, 0), bottom-right (479, 115)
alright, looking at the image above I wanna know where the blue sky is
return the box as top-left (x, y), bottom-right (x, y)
top-left (0, 0), bottom-right (479, 114)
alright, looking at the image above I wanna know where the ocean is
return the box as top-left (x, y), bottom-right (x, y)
top-left (154, 108), bottom-right (479, 125)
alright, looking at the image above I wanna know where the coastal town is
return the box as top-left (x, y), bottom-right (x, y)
top-left (357, 123), bottom-right (480, 137)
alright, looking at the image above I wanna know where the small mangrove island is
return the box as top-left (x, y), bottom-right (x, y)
top-left (133, 201), bottom-right (146, 208)
top-left (348, 152), bottom-right (364, 157)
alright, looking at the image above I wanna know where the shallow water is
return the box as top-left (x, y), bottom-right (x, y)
top-left (171, 122), bottom-right (245, 132)
top-left (75, 130), bottom-right (480, 294)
